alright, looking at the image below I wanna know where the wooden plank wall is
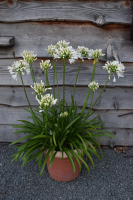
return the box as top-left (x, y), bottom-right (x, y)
top-left (0, 0), bottom-right (133, 146)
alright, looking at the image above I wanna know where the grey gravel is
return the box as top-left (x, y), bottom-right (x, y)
top-left (0, 143), bottom-right (133, 200)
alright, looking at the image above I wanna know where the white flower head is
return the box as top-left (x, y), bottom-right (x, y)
top-left (53, 46), bottom-right (80, 64)
top-left (89, 49), bottom-right (105, 60)
top-left (21, 50), bottom-right (37, 64)
top-left (40, 60), bottom-right (53, 72)
top-left (46, 44), bottom-right (56, 56)
top-left (60, 111), bottom-right (68, 117)
top-left (7, 60), bottom-right (30, 81)
top-left (77, 46), bottom-right (90, 59)
top-left (31, 80), bottom-right (52, 95)
top-left (88, 81), bottom-right (99, 92)
top-left (103, 61), bottom-right (125, 82)
top-left (36, 94), bottom-right (57, 112)
top-left (56, 40), bottom-right (70, 49)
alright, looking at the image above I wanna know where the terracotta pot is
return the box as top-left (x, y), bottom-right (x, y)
top-left (45, 150), bottom-right (83, 182)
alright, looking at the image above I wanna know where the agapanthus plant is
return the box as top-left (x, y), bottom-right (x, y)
top-left (8, 40), bottom-right (125, 177)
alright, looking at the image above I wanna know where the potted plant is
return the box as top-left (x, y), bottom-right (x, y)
top-left (8, 41), bottom-right (125, 182)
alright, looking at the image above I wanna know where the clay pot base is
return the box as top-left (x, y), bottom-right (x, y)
top-left (46, 156), bottom-right (82, 182)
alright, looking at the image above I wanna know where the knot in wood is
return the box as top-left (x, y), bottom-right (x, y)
top-left (124, 1), bottom-right (131, 7)
top-left (5, 0), bottom-right (18, 8)
top-left (95, 15), bottom-right (105, 26)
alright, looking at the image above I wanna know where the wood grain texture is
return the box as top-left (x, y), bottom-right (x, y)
top-left (0, 125), bottom-right (132, 146)
top-left (0, 86), bottom-right (133, 110)
top-left (0, 22), bottom-right (132, 62)
top-left (0, 1), bottom-right (132, 25)
top-left (0, 106), bottom-right (133, 128)
top-left (0, 37), bottom-right (15, 47)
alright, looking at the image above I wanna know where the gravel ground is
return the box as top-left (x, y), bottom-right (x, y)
top-left (0, 143), bottom-right (133, 200)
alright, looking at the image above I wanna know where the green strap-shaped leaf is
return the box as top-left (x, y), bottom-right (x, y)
top-left (40, 150), bottom-right (51, 176)
top-left (77, 134), bottom-right (87, 151)
top-left (63, 148), bottom-right (76, 173)
top-left (76, 153), bottom-right (90, 173)
top-left (63, 116), bottom-right (80, 133)
top-left (49, 151), bottom-right (57, 169)
top-left (10, 135), bottom-right (31, 145)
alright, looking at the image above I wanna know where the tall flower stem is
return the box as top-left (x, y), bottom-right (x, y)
top-left (81, 59), bottom-right (97, 113)
top-left (30, 63), bottom-right (36, 83)
top-left (53, 58), bottom-right (60, 103)
top-left (53, 59), bottom-right (56, 99)
top-left (72, 59), bottom-right (82, 97)
top-left (20, 72), bottom-right (33, 112)
top-left (83, 75), bottom-right (111, 123)
top-left (20, 72), bottom-right (40, 125)
top-left (63, 59), bottom-right (66, 112)
top-left (90, 76), bottom-right (110, 113)
top-left (45, 70), bottom-right (50, 94)
top-left (46, 108), bottom-right (48, 136)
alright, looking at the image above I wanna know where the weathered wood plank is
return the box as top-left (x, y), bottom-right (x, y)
top-left (0, 1), bottom-right (132, 25)
top-left (1, 72), bottom-right (133, 87)
top-left (2, 59), bottom-right (133, 75)
top-left (0, 22), bottom-right (132, 62)
top-left (0, 86), bottom-right (133, 110)
top-left (0, 125), bottom-right (27, 143)
top-left (0, 106), bottom-right (133, 128)
top-left (0, 37), bottom-right (15, 47)
top-left (98, 128), bottom-right (133, 146)
top-left (0, 125), bottom-right (133, 146)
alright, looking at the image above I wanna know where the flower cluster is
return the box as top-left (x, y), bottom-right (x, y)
top-left (60, 112), bottom-right (68, 118)
top-left (77, 46), bottom-right (90, 58)
top-left (31, 80), bottom-right (52, 95)
top-left (103, 61), bottom-right (125, 82)
top-left (36, 94), bottom-right (57, 112)
top-left (88, 81), bottom-right (99, 92)
top-left (21, 50), bottom-right (37, 64)
top-left (46, 44), bottom-right (56, 56)
top-left (56, 40), bottom-right (70, 48)
top-left (54, 46), bottom-right (81, 64)
top-left (46, 40), bottom-right (81, 64)
top-left (7, 60), bottom-right (30, 81)
top-left (89, 49), bottom-right (105, 60)
top-left (40, 60), bottom-right (53, 72)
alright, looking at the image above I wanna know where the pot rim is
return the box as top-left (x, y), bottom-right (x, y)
top-left (44, 149), bottom-right (82, 159)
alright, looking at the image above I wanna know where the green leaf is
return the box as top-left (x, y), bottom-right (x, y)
top-left (63, 148), bottom-right (76, 173)
top-left (38, 152), bottom-right (44, 169)
top-left (49, 146), bottom-right (55, 161)
top-left (25, 148), bottom-right (45, 165)
top-left (32, 135), bottom-right (46, 139)
top-left (91, 133), bottom-right (116, 138)
top-left (10, 135), bottom-right (31, 145)
top-left (77, 134), bottom-right (87, 151)
top-left (70, 143), bottom-right (75, 161)
top-left (64, 116), bottom-right (80, 133)
top-left (83, 139), bottom-right (97, 153)
top-left (49, 151), bottom-right (57, 169)
top-left (22, 144), bottom-right (43, 166)
top-left (83, 149), bottom-right (94, 167)
top-left (53, 132), bottom-right (57, 146)
top-left (75, 153), bottom-right (90, 173)
top-left (40, 150), bottom-right (51, 176)
top-left (73, 153), bottom-right (81, 171)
